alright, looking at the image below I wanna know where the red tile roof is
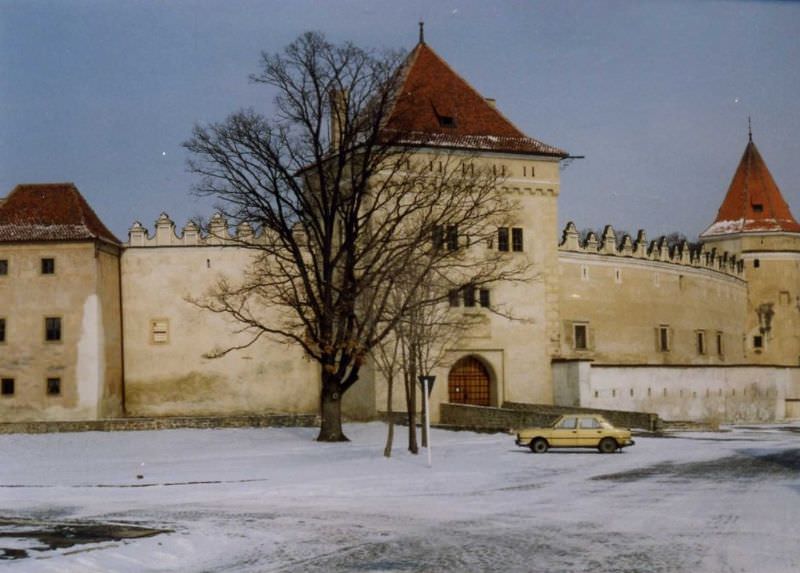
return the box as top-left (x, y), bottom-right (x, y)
top-left (702, 139), bottom-right (800, 237)
top-left (0, 183), bottom-right (120, 244)
top-left (382, 42), bottom-right (568, 157)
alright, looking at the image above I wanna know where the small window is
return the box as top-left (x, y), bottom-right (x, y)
top-left (438, 115), bottom-right (455, 128)
top-left (1, 378), bottom-right (13, 396)
top-left (46, 377), bottom-right (61, 396)
top-left (614, 268), bottom-right (622, 284)
top-left (479, 288), bottom-right (491, 308)
top-left (579, 417), bottom-right (601, 429)
top-left (753, 259), bottom-right (760, 268)
top-left (497, 228), bottom-right (509, 252)
top-left (41, 258), bottom-right (55, 274)
top-left (448, 289), bottom-right (460, 307)
top-left (45, 317), bottom-right (62, 342)
top-left (557, 417), bottom-right (577, 429)
top-left (658, 325), bottom-right (670, 352)
top-left (753, 335), bottom-right (763, 349)
top-left (432, 226), bottom-right (444, 249)
top-left (716, 332), bottom-right (724, 356)
top-left (581, 266), bottom-right (589, 281)
top-left (150, 319), bottom-right (169, 344)
top-left (446, 225), bottom-right (459, 251)
top-left (696, 331), bottom-right (706, 355)
top-left (0, 318), bottom-right (5, 343)
top-left (573, 323), bottom-right (588, 350)
top-left (0, 259), bottom-right (7, 275)
top-left (511, 228), bottom-right (523, 252)
top-left (463, 285), bottom-right (476, 308)
top-left (752, 204), bottom-right (764, 213)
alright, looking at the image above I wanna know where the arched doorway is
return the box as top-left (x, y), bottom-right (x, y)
top-left (448, 356), bottom-right (491, 406)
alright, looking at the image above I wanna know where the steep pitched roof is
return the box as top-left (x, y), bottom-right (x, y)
top-left (701, 137), bottom-right (800, 237)
top-left (0, 183), bottom-right (121, 244)
top-left (382, 42), bottom-right (567, 158)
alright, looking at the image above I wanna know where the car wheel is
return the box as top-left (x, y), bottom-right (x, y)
top-left (530, 438), bottom-right (548, 453)
top-left (598, 438), bottom-right (618, 454)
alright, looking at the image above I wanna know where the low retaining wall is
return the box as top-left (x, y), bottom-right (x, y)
top-left (0, 413), bottom-right (320, 434)
top-left (440, 402), bottom-right (659, 432)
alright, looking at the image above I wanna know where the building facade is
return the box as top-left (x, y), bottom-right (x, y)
top-left (1, 41), bottom-right (798, 424)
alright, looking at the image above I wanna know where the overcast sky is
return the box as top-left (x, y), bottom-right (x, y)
top-left (2, 0), bottom-right (798, 241)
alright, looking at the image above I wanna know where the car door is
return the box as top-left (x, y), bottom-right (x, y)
top-left (550, 416), bottom-right (579, 447)
top-left (576, 416), bottom-right (605, 447)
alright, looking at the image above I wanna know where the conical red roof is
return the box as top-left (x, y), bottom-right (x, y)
top-left (0, 183), bottom-right (120, 244)
top-left (383, 42), bottom-right (567, 157)
top-left (701, 138), bottom-right (800, 237)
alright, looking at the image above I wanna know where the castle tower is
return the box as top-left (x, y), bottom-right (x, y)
top-left (701, 133), bottom-right (800, 366)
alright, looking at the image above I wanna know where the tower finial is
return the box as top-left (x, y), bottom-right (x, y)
top-left (419, 21), bottom-right (425, 44)
top-left (748, 116), bottom-right (752, 142)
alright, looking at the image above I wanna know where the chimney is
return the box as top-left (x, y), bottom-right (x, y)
top-left (329, 90), bottom-right (348, 150)
top-left (485, 98), bottom-right (496, 108)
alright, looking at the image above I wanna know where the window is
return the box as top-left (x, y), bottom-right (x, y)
top-left (581, 266), bottom-right (589, 281)
top-left (150, 319), bottom-right (169, 344)
top-left (45, 317), bottom-right (61, 342)
top-left (463, 285), bottom-right (476, 308)
top-left (1, 378), bottom-right (13, 396)
top-left (41, 258), bottom-right (55, 274)
top-left (0, 259), bottom-right (7, 275)
top-left (556, 417), bottom-right (577, 429)
top-left (479, 288), bottom-right (491, 308)
top-left (716, 332), bottom-right (724, 356)
top-left (696, 331), bottom-right (706, 355)
top-left (46, 377), bottom-right (61, 396)
top-left (511, 228), bottom-right (523, 252)
top-left (753, 259), bottom-right (760, 268)
top-left (448, 289), bottom-right (460, 307)
top-left (446, 225), bottom-right (459, 251)
top-left (573, 323), bottom-right (588, 350)
top-left (579, 417), bottom-right (601, 429)
top-left (614, 268), bottom-right (622, 284)
top-left (438, 115), bottom-right (455, 128)
top-left (753, 335), bottom-right (763, 349)
top-left (753, 203), bottom-right (764, 213)
top-left (0, 318), bottom-right (5, 343)
top-left (498, 227), bottom-right (523, 252)
top-left (432, 226), bottom-right (444, 249)
top-left (658, 325), bottom-right (670, 352)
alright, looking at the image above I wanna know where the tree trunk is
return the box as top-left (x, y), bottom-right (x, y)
top-left (384, 374), bottom-right (394, 458)
top-left (420, 387), bottom-right (428, 448)
top-left (317, 374), bottom-right (348, 442)
top-left (405, 351), bottom-right (418, 454)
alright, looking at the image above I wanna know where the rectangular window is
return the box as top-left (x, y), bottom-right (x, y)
top-left (511, 228), bottom-right (523, 252)
top-left (45, 317), bottom-right (62, 342)
top-left (150, 319), bottom-right (169, 344)
top-left (497, 228), bottom-right (509, 252)
top-left (658, 325), bottom-right (670, 352)
top-left (0, 259), bottom-right (7, 275)
top-left (432, 226), bottom-right (444, 249)
top-left (696, 331), bottom-right (706, 355)
top-left (716, 332), bottom-right (724, 356)
top-left (41, 258), bottom-right (55, 274)
top-left (753, 203), bottom-right (764, 213)
top-left (1, 378), bottom-right (13, 396)
top-left (446, 225), bottom-right (459, 251)
top-left (0, 318), bottom-right (5, 343)
top-left (463, 285), bottom-right (476, 308)
top-left (574, 323), bottom-right (588, 350)
top-left (753, 259), bottom-right (760, 268)
top-left (479, 288), bottom-right (490, 308)
top-left (46, 377), bottom-right (61, 396)
top-left (753, 335), bottom-right (763, 349)
top-left (448, 289), bottom-right (460, 307)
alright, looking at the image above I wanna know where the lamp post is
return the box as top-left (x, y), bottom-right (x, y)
top-left (418, 375), bottom-right (436, 467)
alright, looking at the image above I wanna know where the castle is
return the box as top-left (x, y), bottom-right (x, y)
top-left (1, 39), bottom-right (798, 425)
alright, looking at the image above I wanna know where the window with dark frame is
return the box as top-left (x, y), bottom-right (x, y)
top-left (716, 332), bottom-right (724, 355)
top-left (446, 225), bottom-right (459, 251)
top-left (753, 335), bottom-right (763, 349)
top-left (658, 325), bottom-right (670, 352)
top-left (0, 259), bottom-right (7, 275)
top-left (47, 377), bottom-right (61, 396)
top-left (479, 288), bottom-right (490, 308)
top-left (0, 318), bottom-right (5, 343)
top-left (696, 331), bottom-right (706, 355)
top-left (41, 258), bottom-right (55, 274)
top-left (463, 285), bottom-right (476, 308)
top-left (752, 204), bottom-right (764, 213)
top-left (753, 259), bottom-right (760, 268)
top-left (497, 228), bottom-right (509, 251)
top-left (511, 228), bottom-right (523, 252)
top-left (448, 289), bottom-right (460, 307)
top-left (432, 226), bottom-right (444, 249)
top-left (574, 323), bottom-right (588, 350)
top-left (45, 317), bottom-right (61, 342)
top-left (1, 378), bottom-right (13, 396)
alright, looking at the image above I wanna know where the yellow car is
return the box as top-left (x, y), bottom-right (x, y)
top-left (515, 414), bottom-right (635, 453)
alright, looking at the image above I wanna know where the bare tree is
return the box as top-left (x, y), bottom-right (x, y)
top-left (184, 32), bottom-right (524, 442)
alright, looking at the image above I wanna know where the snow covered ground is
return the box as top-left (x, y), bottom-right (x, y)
top-left (1, 422), bottom-right (798, 572)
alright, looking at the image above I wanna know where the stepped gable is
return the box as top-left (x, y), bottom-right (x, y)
top-left (0, 183), bottom-right (120, 244)
top-left (701, 135), bottom-right (800, 237)
top-left (383, 40), bottom-right (567, 158)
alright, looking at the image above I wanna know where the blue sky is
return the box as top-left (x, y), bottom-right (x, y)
top-left (2, 0), bottom-right (799, 240)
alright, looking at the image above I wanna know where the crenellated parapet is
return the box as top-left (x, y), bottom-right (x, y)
top-left (558, 221), bottom-right (744, 277)
top-left (126, 213), bottom-right (264, 247)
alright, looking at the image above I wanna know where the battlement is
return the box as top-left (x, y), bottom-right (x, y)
top-left (558, 222), bottom-right (744, 277)
top-left (126, 213), bottom-right (260, 247)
